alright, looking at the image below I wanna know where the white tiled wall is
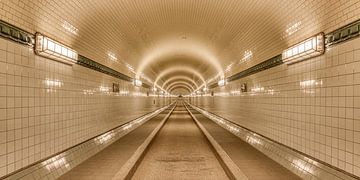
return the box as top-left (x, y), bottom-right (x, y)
top-left (0, 37), bottom-right (171, 177)
top-left (190, 37), bottom-right (360, 177)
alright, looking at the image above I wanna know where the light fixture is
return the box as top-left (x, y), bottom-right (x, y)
top-left (133, 79), bottom-right (142, 87)
top-left (35, 33), bottom-right (78, 64)
top-left (203, 87), bottom-right (208, 92)
top-left (282, 33), bottom-right (324, 64)
top-left (218, 79), bottom-right (226, 87)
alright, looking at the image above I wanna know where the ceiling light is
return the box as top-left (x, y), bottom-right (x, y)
top-left (35, 33), bottom-right (78, 64)
top-left (133, 79), bottom-right (142, 87)
top-left (282, 33), bottom-right (324, 64)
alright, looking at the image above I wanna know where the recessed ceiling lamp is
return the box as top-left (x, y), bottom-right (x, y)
top-left (35, 33), bottom-right (78, 64)
top-left (282, 33), bottom-right (324, 64)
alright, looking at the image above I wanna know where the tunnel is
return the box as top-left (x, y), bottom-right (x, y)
top-left (0, 0), bottom-right (360, 180)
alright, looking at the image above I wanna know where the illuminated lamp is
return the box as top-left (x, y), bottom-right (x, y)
top-left (133, 79), bottom-right (142, 87)
top-left (218, 79), bottom-right (226, 87)
top-left (282, 33), bottom-right (324, 64)
top-left (35, 33), bottom-right (78, 64)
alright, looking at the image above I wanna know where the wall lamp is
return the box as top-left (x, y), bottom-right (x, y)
top-left (35, 33), bottom-right (78, 65)
top-left (133, 79), bottom-right (142, 87)
top-left (218, 79), bottom-right (226, 87)
top-left (282, 33), bottom-right (324, 64)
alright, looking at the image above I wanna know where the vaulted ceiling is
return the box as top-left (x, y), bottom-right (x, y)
top-left (1, 0), bottom-right (357, 94)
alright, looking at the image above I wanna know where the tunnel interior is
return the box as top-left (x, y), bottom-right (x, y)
top-left (0, 0), bottom-right (360, 180)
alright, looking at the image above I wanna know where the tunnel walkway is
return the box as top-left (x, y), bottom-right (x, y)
top-left (131, 104), bottom-right (228, 180)
top-left (57, 102), bottom-right (303, 180)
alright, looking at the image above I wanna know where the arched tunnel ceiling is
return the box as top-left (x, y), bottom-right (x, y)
top-left (3, 0), bottom-right (357, 94)
top-left (162, 77), bottom-right (199, 91)
top-left (167, 82), bottom-right (194, 92)
top-left (171, 88), bottom-right (190, 96)
top-left (172, 89), bottom-right (190, 96)
top-left (169, 85), bottom-right (192, 94)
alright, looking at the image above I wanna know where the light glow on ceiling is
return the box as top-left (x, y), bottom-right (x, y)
top-left (168, 85), bottom-right (192, 93)
top-left (154, 66), bottom-right (206, 89)
top-left (283, 21), bottom-right (302, 38)
top-left (161, 76), bottom-right (199, 90)
top-left (136, 39), bottom-right (224, 80)
top-left (108, 52), bottom-right (118, 61)
top-left (239, 50), bottom-right (253, 64)
top-left (166, 81), bottom-right (194, 92)
top-left (225, 62), bottom-right (234, 73)
top-left (62, 21), bottom-right (78, 35)
top-left (125, 63), bottom-right (135, 73)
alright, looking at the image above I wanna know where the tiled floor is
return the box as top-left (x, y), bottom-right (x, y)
top-left (132, 105), bottom-right (228, 180)
top-left (193, 112), bottom-right (301, 180)
top-left (58, 112), bottom-right (168, 180)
